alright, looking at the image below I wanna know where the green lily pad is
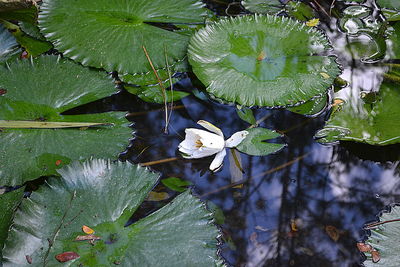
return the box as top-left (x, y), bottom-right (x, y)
top-left (161, 177), bottom-right (192, 192)
top-left (188, 15), bottom-right (341, 107)
top-left (363, 205), bottom-right (400, 267)
top-left (236, 127), bottom-right (285, 156)
top-left (315, 80), bottom-right (400, 145)
top-left (377, 0), bottom-right (400, 11)
top-left (1, 159), bottom-right (222, 266)
top-left (287, 94), bottom-right (328, 116)
top-left (236, 106), bottom-right (257, 125)
top-left (241, 0), bottom-right (283, 14)
top-left (124, 83), bottom-right (189, 104)
top-left (0, 24), bottom-right (20, 63)
top-left (38, 0), bottom-right (207, 75)
top-left (0, 56), bottom-right (131, 185)
top-left (0, 187), bottom-right (24, 260)
top-left (0, 4), bottom-right (37, 23)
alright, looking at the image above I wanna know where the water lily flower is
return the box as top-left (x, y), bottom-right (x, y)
top-left (178, 120), bottom-right (248, 172)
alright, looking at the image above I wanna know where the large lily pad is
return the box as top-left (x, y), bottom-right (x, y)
top-left (0, 24), bottom-right (20, 63)
top-left (315, 80), bottom-right (400, 145)
top-left (1, 159), bottom-right (222, 266)
top-left (38, 0), bottom-right (207, 76)
top-left (188, 14), bottom-right (341, 107)
top-left (0, 56), bottom-right (131, 185)
top-left (363, 205), bottom-right (400, 267)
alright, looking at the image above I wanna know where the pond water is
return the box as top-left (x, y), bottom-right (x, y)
top-left (12, 0), bottom-right (399, 266)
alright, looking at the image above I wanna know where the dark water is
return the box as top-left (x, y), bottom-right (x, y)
top-left (63, 0), bottom-right (400, 266)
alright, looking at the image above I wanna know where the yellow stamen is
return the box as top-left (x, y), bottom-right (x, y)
top-left (195, 139), bottom-right (203, 148)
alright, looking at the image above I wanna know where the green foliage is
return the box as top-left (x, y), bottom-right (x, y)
top-left (38, 0), bottom-right (207, 75)
top-left (0, 187), bottom-right (24, 260)
top-left (0, 56), bottom-right (131, 185)
top-left (241, 0), bottom-right (283, 14)
top-left (161, 177), bottom-right (192, 192)
top-left (377, 0), bottom-right (400, 11)
top-left (236, 106), bottom-right (256, 125)
top-left (1, 159), bottom-right (222, 266)
top-left (315, 80), bottom-right (400, 145)
top-left (287, 94), bottom-right (328, 116)
top-left (125, 83), bottom-right (189, 104)
top-left (236, 127), bottom-right (285, 156)
top-left (364, 205), bottom-right (400, 267)
top-left (2, 20), bottom-right (52, 56)
top-left (188, 15), bottom-right (340, 107)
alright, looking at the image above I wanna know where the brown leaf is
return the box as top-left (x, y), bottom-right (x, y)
top-left (25, 255), bottom-right (32, 264)
top-left (325, 225), bottom-right (340, 242)
top-left (357, 242), bottom-right (373, 252)
top-left (82, 225), bottom-right (94, 234)
top-left (55, 251), bottom-right (79, 262)
top-left (55, 160), bottom-right (62, 166)
top-left (75, 234), bottom-right (101, 241)
top-left (371, 250), bottom-right (380, 263)
top-left (291, 219), bottom-right (298, 232)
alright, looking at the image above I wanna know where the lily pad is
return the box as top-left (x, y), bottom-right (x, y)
top-left (363, 205), bottom-right (400, 266)
top-left (1, 159), bottom-right (222, 266)
top-left (236, 127), bottom-right (285, 156)
top-left (124, 83), bottom-right (189, 104)
top-left (377, 0), bottom-right (400, 11)
top-left (287, 94), bottom-right (328, 116)
top-left (38, 0), bottom-right (207, 75)
top-left (0, 24), bottom-right (20, 63)
top-left (315, 80), bottom-right (400, 145)
top-left (0, 187), bottom-right (24, 260)
top-left (0, 55), bottom-right (131, 185)
top-left (241, 0), bottom-right (284, 14)
top-left (188, 15), bottom-right (341, 107)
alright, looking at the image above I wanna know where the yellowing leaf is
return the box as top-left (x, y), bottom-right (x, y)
top-left (306, 18), bottom-right (319, 27)
top-left (146, 191), bottom-right (169, 201)
top-left (82, 225), bottom-right (94, 234)
top-left (320, 72), bottom-right (330, 79)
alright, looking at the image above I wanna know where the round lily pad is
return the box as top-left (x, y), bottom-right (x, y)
top-left (188, 14), bottom-right (341, 107)
top-left (1, 159), bottom-right (222, 266)
top-left (38, 0), bottom-right (207, 75)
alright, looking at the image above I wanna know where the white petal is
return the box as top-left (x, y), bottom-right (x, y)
top-left (191, 146), bottom-right (222, 158)
top-left (225, 130), bottom-right (249, 148)
top-left (197, 120), bottom-right (224, 137)
top-left (209, 149), bottom-right (226, 172)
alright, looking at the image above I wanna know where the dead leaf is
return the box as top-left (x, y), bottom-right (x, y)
top-left (325, 225), bottom-right (340, 241)
top-left (75, 234), bottom-right (101, 241)
top-left (357, 242), bottom-right (373, 252)
top-left (371, 249), bottom-right (380, 263)
top-left (55, 251), bottom-right (79, 262)
top-left (55, 160), bottom-right (62, 166)
top-left (257, 51), bottom-right (266, 61)
top-left (25, 255), bottom-right (32, 264)
top-left (306, 18), bottom-right (319, 27)
top-left (82, 225), bottom-right (94, 234)
top-left (291, 219), bottom-right (298, 232)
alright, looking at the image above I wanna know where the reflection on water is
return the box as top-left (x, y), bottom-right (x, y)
top-left (105, 84), bottom-right (398, 266)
